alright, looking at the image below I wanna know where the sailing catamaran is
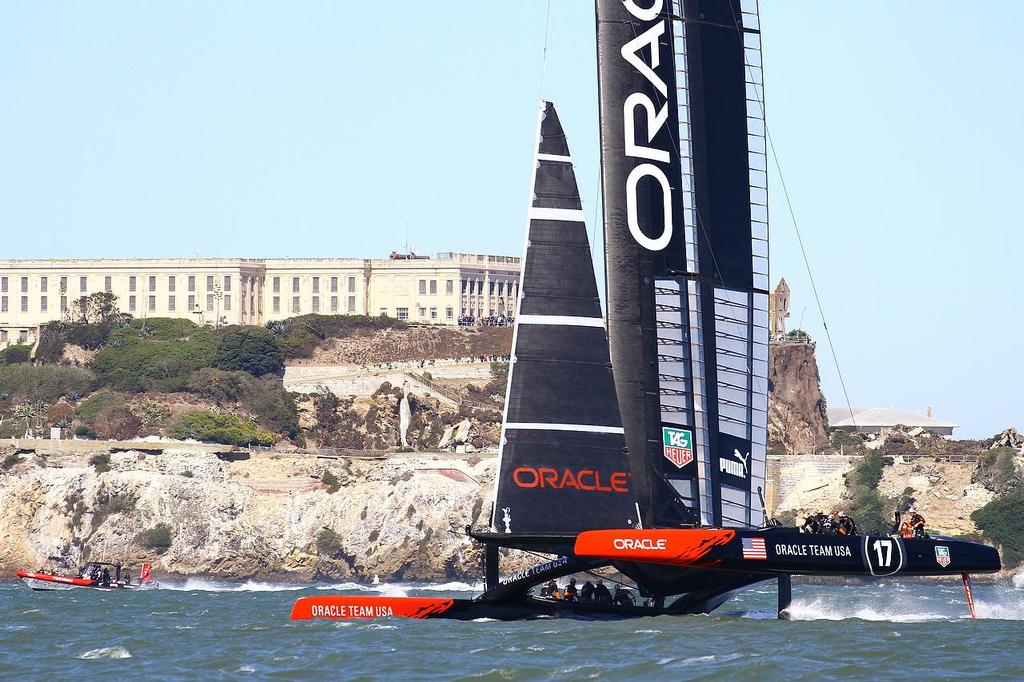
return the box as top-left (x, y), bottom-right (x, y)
top-left (292, 0), bottom-right (999, 622)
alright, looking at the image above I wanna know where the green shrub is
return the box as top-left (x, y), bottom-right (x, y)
top-left (76, 390), bottom-right (119, 424)
top-left (273, 314), bottom-right (406, 359)
top-left (93, 403), bottom-right (141, 440)
top-left (322, 469), bottom-right (340, 494)
top-left (91, 490), bottom-right (136, 529)
top-left (972, 490), bottom-right (1024, 568)
top-left (213, 328), bottom-right (284, 377)
top-left (169, 410), bottom-right (273, 446)
top-left (91, 320), bottom-right (219, 392)
top-left (2, 452), bottom-right (20, 470)
top-left (89, 452), bottom-right (111, 473)
top-left (181, 470), bottom-right (193, 478)
top-left (137, 524), bottom-right (173, 553)
top-left (74, 425), bottom-right (97, 439)
top-left (844, 451), bottom-right (892, 534)
top-left (317, 527), bottom-right (343, 555)
top-left (64, 323), bottom-right (112, 350)
top-left (185, 369), bottom-right (299, 440)
top-left (34, 324), bottom-right (67, 364)
top-left (0, 345), bottom-right (32, 365)
top-left (0, 364), bottom-right (95, 404)
top-left (975, 447), bottom-right (1020, 493)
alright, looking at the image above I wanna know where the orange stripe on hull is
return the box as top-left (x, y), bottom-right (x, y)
top-left (290, 596), bottom-right (455, 620)
top-left (574, 529), bottom-right (736, 566)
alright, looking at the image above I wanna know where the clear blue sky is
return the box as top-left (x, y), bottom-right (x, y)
top-left (1, 2), bottom-right (1020, 438)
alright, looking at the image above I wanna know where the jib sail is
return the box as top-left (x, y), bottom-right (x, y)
top-left (596, 0), bottom-right (768, 528)
top-left (492, 101), bottom-right (640, 536)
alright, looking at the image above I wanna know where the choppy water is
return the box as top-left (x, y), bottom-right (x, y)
top-left (2, 578), bottom-right (1023, 680)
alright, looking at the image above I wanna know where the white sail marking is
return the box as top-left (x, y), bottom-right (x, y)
top-left (527, 207), bottom-right (586, 222)
top-left (504, 423), bottom-right (625, 434)
top-left (516, 315), bottom-right (605, 328)
top-left (536, 153), bottom-right (572, 163)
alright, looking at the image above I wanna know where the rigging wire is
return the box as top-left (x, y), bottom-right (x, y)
top-left (537, 0), bottom-right (553, 103)
top-left (733, 11), bottom-right (858, 428)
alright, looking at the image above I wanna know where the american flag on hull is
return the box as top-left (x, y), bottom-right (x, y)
top-left (741, 537), bottom-right (767, 560)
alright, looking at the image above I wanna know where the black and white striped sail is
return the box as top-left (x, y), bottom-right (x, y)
top-left (492, 101), bottom-right (640, 536)
top-left (596, 0), bottom-right (768, 528)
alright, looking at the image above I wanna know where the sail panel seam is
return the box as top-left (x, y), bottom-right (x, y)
top-left (504, 423), bottom-right (625, 435)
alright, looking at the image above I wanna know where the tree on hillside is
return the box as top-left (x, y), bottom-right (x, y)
top-left (12, 402), bottom-right (39, 437)
top-left (213, 328), bottom-right (284, 377)
top-left (69, 292), bottom-right (125, 326)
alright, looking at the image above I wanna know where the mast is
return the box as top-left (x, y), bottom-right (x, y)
top-left (491, 101), bottom-right (639, 536)
top-left (596, 0), bottom-right (768, 528)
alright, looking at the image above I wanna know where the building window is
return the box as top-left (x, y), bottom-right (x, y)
top-left (169, 296), bottom-right (176, 312)
top-left (292, 296), bottom-right (300, 313)
top-left (169, 275), bottom-right (176, 292)
top-left (396, 307), bottom-right (409, 320)
top-left (418, 307), bottom-right (426, 318)
top-left (330, 277), bottom-right (338, 293)
top-left (129, 276), bottom-right (137, 292)
top-left (188, 276), bottom-right (196, 292)
top-left (419, 279), bottom-right (426, 295)
top-left (18, 330), bottom-right (27, 343)
top-left (0, 277), bottom-right (6, 293)
top-left (462, 280), bottom-right (467, 294)
top-left (104, 276), bottom-right (112, 292)
top-left (292, 277), bottom-right (299, 294)
top-left (446, 280), bottom-right (453, 295)
top-left (430, 307), bottom-right (437, 320)
top-left (224, 275), bottom-right (231, 292)
top-left (312, 277), bottom-right (320, 294)
top-left (0, 331), bottom-right (6, 342)
top-left (312, 296), bottom-right (320, 313)
top-left (20, 277), bottom-right (28, 293)
top-left (273, 297), bottom-right (280, 314)
top-left (19, 296), bottom-right (27, 312)
top-left (40, 296), bottom-right (47, 312)
top-left (60, 296), bottom-right (67, 313)
top-left (348, 276), bottom-right (356, 292)
top-left (347, 295), bottom-right (355, 313)
top-left (330, 296), bottom-right (338, 312)
top-left (273, 277), bottom-right (280, 293)
top-left (1, 296), bottom-right (6, 313)
top-left (206, 275), bottom-right (214, 290)
top-left (446, 307), bottom-right (453, 320)
top-left (224, 295), bottom-right (232, 311)
top-left (148, 296), bottom-right (156, 312)
top-left (59, 276), bottom-right (67, 293)
top-left (129, 295), bottom-right (137, 312)
top-left (430, 280), bottom-right (437, 295)
top-left (149, 276), bottom-right (156, 291)
top-left (206, 294), bottom-right (214, 312)
top-left (489, 281), bottom-right (495, 295)
top-left (79, 276), bottom-right (87, 293)
top-left (379, 308), bottom-right (388, 317)
top-left (40, 276), bottom-right (48, 293)
top-left (187, 294), bottom-right (195, 311)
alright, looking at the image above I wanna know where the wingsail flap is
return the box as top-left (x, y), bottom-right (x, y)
top-left (597, 0), bottom-right (768, 528)
top-left (492, 101), bottom-right (639, 535)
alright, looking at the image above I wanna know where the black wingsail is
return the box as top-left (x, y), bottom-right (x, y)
top-left (596, 0), bottom-right (769, 529)
top-left (492, 101), bottom-right (640, 536)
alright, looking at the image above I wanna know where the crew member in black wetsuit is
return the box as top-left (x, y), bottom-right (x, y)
top-left (593, 580), bottom-right (612, 604)
top-left (910, 510), bottom-right (927, 538)
top-left (613, 585), bottom-right (635, 606)
top-left (563, 578), bottom-right (578, 602)
top-left (580, 580), bottom-right (595, 602)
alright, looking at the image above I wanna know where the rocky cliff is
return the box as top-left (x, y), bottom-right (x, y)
top-left (0, 448), bottom-right (513, 582)
top-left (768, 342), bottom-right (829, 454)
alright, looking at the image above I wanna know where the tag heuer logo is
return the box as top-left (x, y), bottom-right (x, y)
top-left (935, 545), bottom-right (951, 568)
top-left (662, 427), bottom-right (694, 469)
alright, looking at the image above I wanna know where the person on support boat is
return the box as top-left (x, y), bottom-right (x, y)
top-left (563, 578), bottom-right (578, 602)
top-left (614, 585), bottom-right (635, 607)
top-left (580, 580), bottom-right (595, 602)
top-left (593, 580), bottom-right (612, 604)
top-left (541, 579), bottom-right (557, 598)
top-left (800, 514), bottom-right (820, 534)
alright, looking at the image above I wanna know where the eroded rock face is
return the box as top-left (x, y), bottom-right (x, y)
top-left (0, 449), bottom-right (509, 582)
top-left (768, 343), bottom-right (829, 455)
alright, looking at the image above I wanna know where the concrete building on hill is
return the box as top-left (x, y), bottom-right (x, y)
top-left (0, 252), bottom-right (520, 348)
top-left (827, 405), bottom-right (959, 437)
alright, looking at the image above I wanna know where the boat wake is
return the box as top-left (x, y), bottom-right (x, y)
top-left (160, 578), bottom-right (306, 593)
top-left (78, 646), bottom-right (132, 660)
top-left (784, 588), bottom-right (1024, 622)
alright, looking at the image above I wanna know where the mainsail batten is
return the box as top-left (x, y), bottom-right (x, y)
top-left (597, 0), bottom-right (768, 529)
top-left (492, 101), bottom-right (639, 536)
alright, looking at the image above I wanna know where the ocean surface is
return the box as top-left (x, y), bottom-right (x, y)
top-left (2, 577), bottom-right (1023, 680)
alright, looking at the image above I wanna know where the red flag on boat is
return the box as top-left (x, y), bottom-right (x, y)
top-left (140, 563), bottom-right (152, 583)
